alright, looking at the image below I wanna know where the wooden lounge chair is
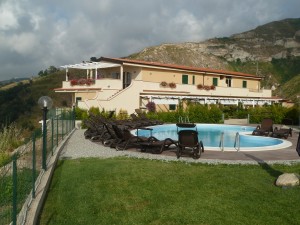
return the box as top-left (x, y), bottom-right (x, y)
top-left (139, 137), bottom-right (177, 154)
top-left (113, 125), bottom-right (157, 151)
top-left (252, 118), bottom-right (273, 136)
top-left (272, 127), bottom-right (292, 139)
top-left (272, 118), bottom-right (293, 139)
top-left (176, 123), bottom-right (204, 159)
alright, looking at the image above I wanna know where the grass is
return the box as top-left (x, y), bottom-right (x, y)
top-left (39, 157), bottom-right (300, 225)
top-left (0, 168), bottom-right (33, 225)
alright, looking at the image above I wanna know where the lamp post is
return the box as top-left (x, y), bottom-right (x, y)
top-left (38, 96), bottom-right (53, 170)
top-left (297, 95), bottom-right (300, 129)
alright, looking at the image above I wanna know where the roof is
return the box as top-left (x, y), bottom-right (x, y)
top-left (60, 56), bottom-right (261, 79)
top-left (99, 57), bottom-right (261, 79)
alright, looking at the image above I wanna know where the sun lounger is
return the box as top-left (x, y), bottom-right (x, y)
top-left (113, 125), bottom-right (157, 151)
top-left (176, 123), bottom-right (204, 159)
top-left (272, 127), bottom-right (292, 139)
top-left (252, 118), bottom-right (273, 136)
top-left (139, 137), bottom-right (177, 154)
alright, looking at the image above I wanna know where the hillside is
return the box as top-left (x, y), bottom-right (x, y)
top-left (128, 18), bottom-right (300, 101)
top-left (0, 71), bottom-right (72, 130)
top-left (1, 18), bottom-right (300, 131)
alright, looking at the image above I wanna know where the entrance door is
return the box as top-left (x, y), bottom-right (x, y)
top-left (123, 72), bottom-right (132, 89)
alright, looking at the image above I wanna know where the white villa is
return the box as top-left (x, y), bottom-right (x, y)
top-left (55, 57), bottom-right (280, 114)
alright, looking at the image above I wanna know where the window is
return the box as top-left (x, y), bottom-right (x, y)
top-left (213, 77), bottom-right (218, 86)
top-left (169, 104), bottom-right (176, 110)
top-left (75, 97), bottom-right (82, 106)
top-left (243, 80), bottom-right (247, 88)
top-left (225, 76), bottom-right (232, 87)
top-left (192, 76), bottom-right (195, 85)
top-left (182, 75), bottom-right (188, 84)
top-left (111, 72), bottom-right (120, 79)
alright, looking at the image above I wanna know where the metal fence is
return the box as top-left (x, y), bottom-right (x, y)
top-left (0, 108), bottom-right (75, 225)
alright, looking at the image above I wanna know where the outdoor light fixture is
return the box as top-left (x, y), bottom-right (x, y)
top-left (38, 96), bottom-right (53, 170)
top-left (38, 96), bottom-right (53, 109)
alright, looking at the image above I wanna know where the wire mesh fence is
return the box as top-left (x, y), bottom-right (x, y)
top-left (0, 107), bottom-right (75, 225)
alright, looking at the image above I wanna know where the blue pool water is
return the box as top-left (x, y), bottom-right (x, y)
top-left (134, 124), bottom-right (288, 150)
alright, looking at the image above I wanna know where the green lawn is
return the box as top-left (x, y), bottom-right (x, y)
top-left (39, 157), bottom-right (300, 225)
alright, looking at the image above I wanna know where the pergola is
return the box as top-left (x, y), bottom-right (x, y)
top-left (61, 61), bottom-right (120, 81)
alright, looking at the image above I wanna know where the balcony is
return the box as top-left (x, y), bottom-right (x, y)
top-left (61, 78), bottom-right (122, 90)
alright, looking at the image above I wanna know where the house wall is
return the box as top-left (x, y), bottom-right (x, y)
top-left (59, 61), bottom-right (272, 114)
top-left (140, 67), bottom-right (260, 89)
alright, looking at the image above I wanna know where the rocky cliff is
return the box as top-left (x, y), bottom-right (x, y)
top-left (127, 18), bottom-right (300, 101)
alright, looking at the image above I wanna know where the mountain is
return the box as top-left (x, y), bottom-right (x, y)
top-left (127, 18), bottom-right (300, 101)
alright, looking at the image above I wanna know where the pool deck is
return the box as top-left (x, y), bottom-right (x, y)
top-left (128, 125), bottom-right (300, 164)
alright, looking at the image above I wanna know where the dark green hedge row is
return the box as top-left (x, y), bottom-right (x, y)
top-left (75, 104), bottom-right (299, 126)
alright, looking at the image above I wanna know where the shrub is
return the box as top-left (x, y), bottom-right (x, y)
top-left (0, 152), bottom-right (11, 167)
top-left (89, 107), bottom-right (101, 116)
top-left (0, 123), bottom-right (23, 153)
top-left (146, 102), bottom-right (156, 112)
top-left (116, 109), bottom-right (128, 120)
top-left (75, 107), bottom-right (88, 120)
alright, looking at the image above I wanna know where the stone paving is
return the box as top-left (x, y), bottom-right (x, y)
top-left (61, 126), bottom-right (300, 165)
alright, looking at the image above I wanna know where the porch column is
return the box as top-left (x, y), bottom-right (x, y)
top-left (95, 68), bottom-right (98, 79)
top-left (86, 69), bottom-right (89, 79)
top-left (65, 68), bottom-right (69, 81)
top-left (90, 69), bottom-right (93, 79)
top-left (120, 65), bottom-right (123, 89)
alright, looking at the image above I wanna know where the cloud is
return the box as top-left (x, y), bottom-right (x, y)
top-left (0, 0), bottom-right (299, 81)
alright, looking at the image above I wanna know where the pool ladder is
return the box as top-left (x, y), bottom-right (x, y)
top-left (219, 132), bottom-right (240, 152)
top-left (219, 132), bottom-right (224, 152)
top-left (234, 132), bottom-right (240, 152)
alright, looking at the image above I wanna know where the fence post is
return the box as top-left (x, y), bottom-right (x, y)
top-left (56, 116), bottom-right (59, 147)
top-left (51, 118), bottom-right (54, 155)
top-left (247, 114), bottom-right (250, 124)
top-left (42, 107), bottom-right (48, 171)
top-left (32, 133), bottom-right (36, 198)
top-left (62, 113), bottom-right (64, 140)
top-left (12, 155), bottom-right (17, 225)
top-left (73, 105), bottom-right (76, 129)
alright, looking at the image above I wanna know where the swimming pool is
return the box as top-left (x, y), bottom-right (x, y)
top-left (134, 124), bottom-right (292, 151)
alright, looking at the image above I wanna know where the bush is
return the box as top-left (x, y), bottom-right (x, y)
top-left (0, 123), bottom-right (23, 154)
top-left (116, 109), bottom-right (128, 120)
top-left (146, 102), bottom-right (156, 112)
top-left (0, 152), bottom-right (11, 167)
top-left (75, 107), bottom-right (88, 120)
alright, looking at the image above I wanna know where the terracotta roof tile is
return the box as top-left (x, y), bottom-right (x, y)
top-left (100, 57), bottom-right (260, 79)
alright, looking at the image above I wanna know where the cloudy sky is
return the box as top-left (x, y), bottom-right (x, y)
top-left (0, 0), bottom-right (299, 81)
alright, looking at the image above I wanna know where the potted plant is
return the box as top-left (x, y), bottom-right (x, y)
top-left (86, 79), bottom-right (95, 86)
top-left (210, 85), bottom-right (216, 90)
top-left (160, 81), bottom-right (168, 87)
top-left (169, 82), bottom-right (176, 88)
top-left (70, 79), bottom-right (78, 86)
top-left (78, 78), bottom-right (87, 85)
top-left (197, 84), bottom-right (203, 89)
